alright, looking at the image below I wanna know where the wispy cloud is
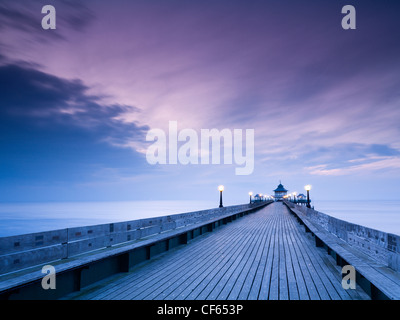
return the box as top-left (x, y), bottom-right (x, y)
top-left (1, 1), bottom-right (400, 201)
top-left (306, 156), bottom-right (400, 176)
top-left (0, 0), bottom-right (95, 40)
top-left (0, 63), bottom-right (149, 153)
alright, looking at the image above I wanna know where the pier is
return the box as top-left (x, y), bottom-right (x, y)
top-left (1, 201), bottom-right (400, 300)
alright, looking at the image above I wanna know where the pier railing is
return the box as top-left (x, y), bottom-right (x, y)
top-left (0, 202), bottom-right (269, 276)
top-left (285, 201), bottom-right (400, 272)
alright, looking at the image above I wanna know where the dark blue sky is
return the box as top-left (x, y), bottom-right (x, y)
top-left (0, 0), bottom-right (400, 204)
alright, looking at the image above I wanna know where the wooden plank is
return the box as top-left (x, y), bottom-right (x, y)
top-left (85, 205), bottom-right (266, 300)
top-left (281, 208), bottom-right (310, 300)
top-left (284, 204), bottom-right (372, 300)
top-left (280, 208), bottom-right (300, 300)
top-left (182, 205), bottom-right (272, 298)
top-left (170, 219), bottom-right (258, 300)
top-left (149, 223), bottom-right (250, 300)
top-left (1, 203), bottom-right (268, 282)
top-left (287, 204), bottom-right (400, 300)
top-left (267, 205), bottom-right (281, 300)
top-left (167, 206), bottom-right (271, 300)
top-left (85, 227), bottom-right (227, 299)
top-left (219, 216), bottom-right (269, 299)
top-left (248, 212), bottom-right (274, 300)
top-left (278, 211), bottom-right (289, 300)
top-left (311, 243), bottom-right (368, 300)
top-left (257, 208), bottom-right (279, 300)
top-left (287, 219), bottom-right (331, 299)
top-left (118, 213), bottom-right (256, 300)
top-left (283, 209), bottom-right (321, 300)
top-left (107, 227), bottom-right (239, 300)
top-left (65, 202), bottom-right (389, 301)
top-left (190, 215), bottom-right (264, 300)
top-left (283, 206), bottom-right (341, 300)
top-left (237, 212), bottom-right (275, 299)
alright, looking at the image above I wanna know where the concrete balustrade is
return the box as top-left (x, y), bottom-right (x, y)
top-left (285, 201), bottom-right (400, 272)
top-left (0, 202), bottom-right (269, 276)
top-left (0, 202), bottom-right (271, 299)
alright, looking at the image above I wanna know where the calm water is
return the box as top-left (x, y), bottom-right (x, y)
top-left (0, 200), bottom-right (399, 237)
top-left (313, 200), bottom-right (400, 236)
top-left (0, 200), bottom-right (217, 237)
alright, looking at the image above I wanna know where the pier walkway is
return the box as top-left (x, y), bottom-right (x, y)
top-left (64, 202), bottom-right (370, 300)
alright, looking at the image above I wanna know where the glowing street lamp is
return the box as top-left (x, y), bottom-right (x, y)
top-left (218, 185), bottom-right (224, 208)
top-left (249, 191), bottom-right (253, 204)
top-left (293, 192), bottom-right (297, 203)
top-left (305, 185), bottom-right (311, 208)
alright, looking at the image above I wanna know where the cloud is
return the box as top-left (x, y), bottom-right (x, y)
top-left (0, 62), bottom-right (149, 154)
top-left (0, 3), bottom-right (44, 33)
top-left (0, 0), bottom-right (95, 33)
top-left (1, 0), bottom-right (400, 201)
top-left (0, 0), bottom-right (95, 61)
top-left (303, 143), bottom-right (400, 176)
top-left (306, 156), bottom-right (400, 176)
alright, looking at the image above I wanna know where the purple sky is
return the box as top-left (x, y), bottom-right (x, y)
top-left (1, 0), bottom-right (400, 204)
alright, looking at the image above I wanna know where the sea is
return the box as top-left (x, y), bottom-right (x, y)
top-left (0, 200), bottom-right (399, 237)
top-left (312, 200), bottom-right (400, 236)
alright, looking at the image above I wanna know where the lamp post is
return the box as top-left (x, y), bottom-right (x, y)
top-left (305, 185), bottom-right (311, 208)
top-left (218, 185), bottom-right (224, 208)
top-left (293, 192), bottom-right (297, 204)
top-left (249, 191), bottom-right (253, 204)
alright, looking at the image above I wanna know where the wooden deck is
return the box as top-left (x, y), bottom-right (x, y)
top-left (64, 202), bottom-right (370, 300)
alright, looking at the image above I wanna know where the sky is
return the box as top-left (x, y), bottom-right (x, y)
top-left (1, 0), bottom-right (400, 205)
